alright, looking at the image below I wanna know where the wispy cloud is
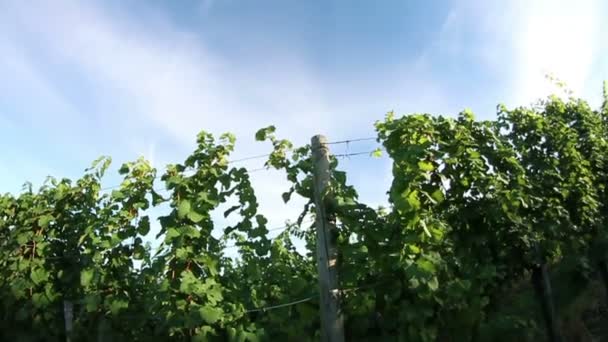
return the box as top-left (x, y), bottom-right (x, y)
top-left (0, 0), bottom-right (338, 226)
top-left (2, 0), bottom-right (335, 151)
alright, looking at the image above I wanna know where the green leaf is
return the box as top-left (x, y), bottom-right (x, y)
top-left (176, 247), bottom-right (189, 261)
top-left (10, 279), bottom-right (28, 298)
top-left (32, 292), bottom-right (48, 308)
top-left (224, 205), bottom-right (240, 218)
top-left (255, 215), bottom-right (268, 227)
top-left (406, 190), bottom-right (421, 210)
top-left (152, 190), bottom-right (166, 206)
top-left (416, 258), bottom-right (436, 274)
top-left (418, 160), bottom-right (434, 172)
top-left (460, 178), bottom-right (470, 187)
top-left (30, 268), bottom-right (48, 285)
top-left (193, 327), bottom-right (215, 341)
top-left (81, 269), bottom-right (94, 287)
top-left (180, 271), bottom-right (198, 293)
top-left (178, 200), bottom-right (192, 219)
top-left (199, 306), bottom-right (223, 324)
top-left (44, 283), bottom-right (57, 302)
top-left (111, 190), bottom-right (125, 200)
top-left (461, 108), bottom-right (475, 121)
top-left (118, 163), bottom-right (130, 175)
top-left (431, 189), bottom-right (444, 203)
top-left (38, 214), bottom-right (54, 228)
top-left (109, 299), bottom-right (128, 315)
top-left (205, 285), bottom-right (223, 304)
top-left (336, 195), bottom-right (356, 207)
top-left (84, 294), bottom-right (100, 312)
top-left (407, 244), bottom-right (421, 254)
top-left (227, 328), bottom-right (237, 340)
top-left (188, 210), bottom-right (205, 223)
top-left (427, 277), bottom-right (439, 291)
top-left (138, 216), bottom-right (151, 235)
top-left (166, 228), bottom-right (181, 241)
top-left (198, 192), bottom-right (219, 206)
top-left (468, 149), bottom-right (481, 159)
top-left (17, 232), bottom-right (31, 245)
top-left (133, 244), bottom-right (146, 260)
top-left (255, 126), bottom-right (276, 141)
top-left (281, 190), bottom-right (293, 203)
top-left (372, 147), bottom-right (382, 158)
top-left (183, 226), bottom-right (201, 238)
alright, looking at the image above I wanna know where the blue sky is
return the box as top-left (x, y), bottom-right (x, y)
top-left (1, 0), bottom-right (607, 242)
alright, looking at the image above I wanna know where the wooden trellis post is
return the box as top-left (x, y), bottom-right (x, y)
top-left (311, 135), bottom-right (344, 342)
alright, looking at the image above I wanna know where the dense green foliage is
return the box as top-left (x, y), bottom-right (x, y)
top-left (2, 88), bottom-right (608, 341)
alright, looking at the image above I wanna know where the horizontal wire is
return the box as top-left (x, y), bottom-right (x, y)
top-left (149, 225), bottom-right (293, 252)
top-left (34, 294), bottom-right (318, 317)
top-left (245, 295), bottom-right (316, 313)
top-left (223, 232), bottom-right (285, 249)
top-left (101, 167), bottom-right (271, 193)
top-left (326, 137), bottom-right (376, 145)
top-left (13, 219), bottom-right (315, 257)
top-left (339, 280), bottom-right (387, 294)
top-left (242, 279), bottom-right (386, 313)
top-left (14, 263), bottom-right (383, 318)
top-left (148, 166), bottom-right (269, 195)
top-left (223, 219), bottom-right (315, 249)
top-left (245, 167), bottom-right (269, 173)
top-left (20, 282), bottom-right (382, 320)
top-left (49, 282), bottom-right (379, 318)
top-left (334, 149), bottom-right (383, 158)
top-left (12, 136), bottom-right (381, 194)
top-left (74, 280), bottom-right (383, 316)
top-left (99, 136), bottom-right (379, 192)
top-left (228, 154), bottom-right (271, 164)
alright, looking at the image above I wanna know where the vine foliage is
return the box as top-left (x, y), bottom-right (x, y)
top-left (1, 86), bottom-right (608, 341)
